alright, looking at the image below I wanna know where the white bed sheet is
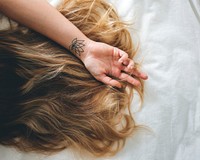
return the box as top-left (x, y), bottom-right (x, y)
top-left (0, 0), bottom-right (200, 160)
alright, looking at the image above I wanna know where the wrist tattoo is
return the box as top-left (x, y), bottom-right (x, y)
top-left (69, 38), bottom-right (85, 56)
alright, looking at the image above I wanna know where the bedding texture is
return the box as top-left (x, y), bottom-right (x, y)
top-left (0, 0), bottom-right (199, 160)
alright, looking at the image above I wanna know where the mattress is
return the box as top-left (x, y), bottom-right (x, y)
top-left (0, 0), bottom-right (200, 160)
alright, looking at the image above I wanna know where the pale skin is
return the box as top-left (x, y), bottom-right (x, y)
top-left (0, 0), bottom-right (148, 88)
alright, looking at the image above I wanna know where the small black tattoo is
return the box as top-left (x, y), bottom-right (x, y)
top-left (69, 38), bottom-right (85, 56)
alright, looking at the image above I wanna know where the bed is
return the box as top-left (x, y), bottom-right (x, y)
top-left (0, 0), bottom-right (200, 159)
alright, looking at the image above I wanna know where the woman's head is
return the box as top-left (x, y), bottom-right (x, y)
top-left (0, 0), bottom-right (143, 157)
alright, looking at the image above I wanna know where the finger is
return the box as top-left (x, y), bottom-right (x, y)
top-left (141, 73), bottom-right (148, 79)
top-left (122, 67), bottom-right (148, 80)
top-left (122, 60), bottom-right (135, 73)
top-left (119, 72), bottom-right (141, 86)
top-left (98, 74), bottom-right (122, 88)
top-left (113, 47), bottom-right (120, 60)
top-left (122, 60), bottom-right (148, 80)
top-left (131, 68), bottom-right (148, 80)
top-left (127, 59), bottom-right (135, 70)
top-left (118, 50), bottom-right (129, 64)
top-left (121, 59), bottom-right (129, 66)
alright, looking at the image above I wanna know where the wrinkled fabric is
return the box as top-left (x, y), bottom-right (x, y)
top-left (0, 0), bottom-right (200, 160)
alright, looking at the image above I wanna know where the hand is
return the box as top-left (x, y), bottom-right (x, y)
top-left (81, 40), bottom-right (148, 88)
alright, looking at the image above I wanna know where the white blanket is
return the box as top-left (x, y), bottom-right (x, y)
top-left (0, 0), bottom-right (200, 160)
top-left (109, 0), bottom-right (200, 160)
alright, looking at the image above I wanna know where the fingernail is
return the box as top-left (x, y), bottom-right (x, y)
top-left (130, 66), bottom-right (134, 69)
top-left (142, 74), bottom-right (148, 79)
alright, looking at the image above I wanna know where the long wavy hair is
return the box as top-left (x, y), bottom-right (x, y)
top-left (0, 0), bottom-right (143, 157)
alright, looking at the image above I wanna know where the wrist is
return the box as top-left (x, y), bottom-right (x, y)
top-left (79, 38), bottom-right (94, 63)
top-left (68, 36), bottom-right (93, 62)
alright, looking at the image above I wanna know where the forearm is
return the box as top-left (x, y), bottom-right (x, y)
top-left (0, 0), bottom-right (90, 60)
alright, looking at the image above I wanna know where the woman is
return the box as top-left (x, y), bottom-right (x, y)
top-left (0, 0), bottom-right (147, 157)
top-left (0, 0), bottom-right (148, 88)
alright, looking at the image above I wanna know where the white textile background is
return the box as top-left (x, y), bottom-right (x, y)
top-left (0, 0), bottom-right (200, 160)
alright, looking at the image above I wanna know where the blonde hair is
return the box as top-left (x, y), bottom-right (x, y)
top-left (0, 0), bottom-right (143, 157)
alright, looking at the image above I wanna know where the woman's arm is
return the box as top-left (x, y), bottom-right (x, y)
top-left (0, 0), bottom-right (89, 59)
top-left (0, 0), bottom-right (147, 88)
